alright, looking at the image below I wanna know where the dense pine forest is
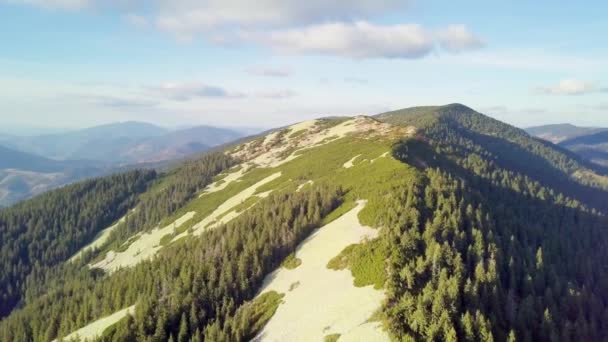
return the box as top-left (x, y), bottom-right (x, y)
top-left (0, 170), bottom-right (155, 318)
top-left (385, 147), bottom-right (608, 341)
top-left (1, 105), bottom-right (608, 341)
top-left (0, 185), bottom-right (342, 341)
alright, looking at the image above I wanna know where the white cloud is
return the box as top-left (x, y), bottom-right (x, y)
top-left (146, 82), bottom-right (245, 101)
top-left (257, 89), bottom-right (297, 99)
top-left (246, 22), bottom-right (433, 59)
top-left (437, 25), bottom-right (485, 52)
top-left (154, 0), bottom-right (406, 33)
top-left (537, 79), bottom-right (607, 95)
top-left (8, 0), bottom-right (407, 24)
top-left (243, 21), bottom-right (483, 59)
top-left (246, 66), bottom-right (292, 77)
top-left (5, 0), bottom-right (484, 59)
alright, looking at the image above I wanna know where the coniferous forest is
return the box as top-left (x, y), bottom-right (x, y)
top-left (0, 170), bottom-right (155, 318)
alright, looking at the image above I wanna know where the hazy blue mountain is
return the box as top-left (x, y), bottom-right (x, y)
top-left (120, 125), bottom-right (244, 163)
top-left (0, 145), bottom-right (67, 173)
top-left (0, 122), bottom-right (245, 164)
top-left (0, 122), bottom-right (168, 161)
top-left (0, 145), bottom-right (107, 207)
top-left (526, 124), bottom-right (608, 166)
top-left (0, 122), bottom-right (246, 206)
top-left (525, 123), bottom-right (607, 143)
top-left (559, 130), bottom-right (608, 167)
top-left (0, 124), bottom-right (73, 136)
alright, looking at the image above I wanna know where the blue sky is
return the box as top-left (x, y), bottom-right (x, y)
top-left (1, 0), bottom-right (607, 130)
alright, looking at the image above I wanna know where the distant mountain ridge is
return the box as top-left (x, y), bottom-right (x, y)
top-left (0, 121), bottom-right (169, 161)
top-left (525, 123), bottom-right (608, 143)
top-left (0, 145), bottom-right (107, 207)
top-left (120, 125), bottom-right (243, 163)
top-left (0, 121), bottom-right (245, 206)
top-left (527, 123), bottom-right (608, 167)
top-left (0, 145), bottom-right (67, 173)
top-left (559, 130), bottom-right (608, 167)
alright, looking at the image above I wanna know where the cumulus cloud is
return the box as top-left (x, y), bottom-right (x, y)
top-left (245, 22), bottom-right (433, 59)
top-left (243, 21), bottom-right (482, 59)
top-left (7, 0), bottom-right (484, 59)
top-left (246, 66), bottom-right (292, 77)
top-left (153, 0), bottom-right (406, 34)
top-left (537, 79), bottom-right (607, 95)
top-left (437, 25), bottom-right (485, 52)
top-left (146, 82), bottom-right (245, 101)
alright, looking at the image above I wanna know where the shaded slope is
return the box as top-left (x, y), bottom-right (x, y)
top-left (559, 131), bottom-right (608, 166)
top-left (384, 139), bottom-right (608, 341)
top-left (561, 130), bottom-right (608, 147)
top-left (376, 103), bottom-right (608, 210)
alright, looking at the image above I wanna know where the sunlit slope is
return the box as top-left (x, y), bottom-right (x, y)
top-left (88, 116), bottom-right (412, 273)
top-left (48, 116), bottom-right (414, 340)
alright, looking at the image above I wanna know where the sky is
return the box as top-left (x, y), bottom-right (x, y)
top-left (0, 0), bottom-right (607, 131)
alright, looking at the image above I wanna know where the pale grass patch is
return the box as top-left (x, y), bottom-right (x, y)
top-left (371, 152), bottom-right (390, 163)
top-left (190, 172), bottom-right (282, 235)
top-left (200, 167), bottom-right (248, 197)
top-left (296, 180), bottom-right (314, 192)
top-left (252, 201), bottom-right (389, 342)
top-left (55, 305), bottom-right (135, 342)
top-left (69, 214), bottom-right (127, 262)
top-left (229, 117), bottom-right (390, 170)
top-left (91, 211), bottom-right (195, 273)
top-left (343, 155), bottom-right (361, 169)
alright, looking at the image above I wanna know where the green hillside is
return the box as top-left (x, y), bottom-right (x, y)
top-left (1, 108), bottom-right (608, 341)
top-left (377, 104), bottom-right (608, 208)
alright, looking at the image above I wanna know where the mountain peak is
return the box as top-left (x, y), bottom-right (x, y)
top-left (439, 103), bottom-right (476, 112)
top-left (374, 103), bottom-right (483, 128)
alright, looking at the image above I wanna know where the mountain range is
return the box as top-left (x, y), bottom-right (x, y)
top-left (0, 122), bottom-right (246, 206)
top-left (525, 123), bottom-right (607, 144)
top-left (1, 104), bottom-right (608, 341)
top-left (527, 123), bottom-right (608, 167)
